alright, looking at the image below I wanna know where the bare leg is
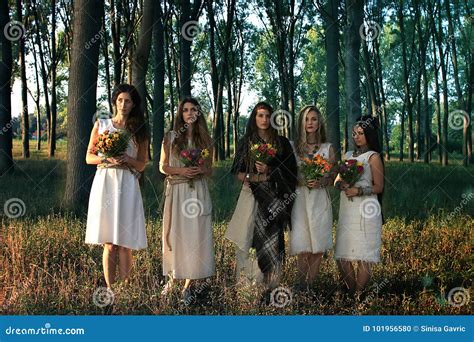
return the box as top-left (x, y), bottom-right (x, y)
top-left (117, 246), bottom-right (133, 283)
top-left (103, 244), bottom-right (118, 288)
top-left (296, 253), bottom-right (310, 285)
top-left (184, 279), bottom-right (192, 290)
top-left (356, 261), bottom-right (372, 291)
top-left (307, 253), bottom-right (324, 284)
top-left (337, 260), bottom-right (356, 293)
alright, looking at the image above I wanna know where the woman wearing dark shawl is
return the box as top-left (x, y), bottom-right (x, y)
top-left (225, 101), bottom-right (297, 290)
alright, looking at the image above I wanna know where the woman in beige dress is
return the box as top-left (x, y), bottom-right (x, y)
top-left (159, 97), bottom-right (215, 303)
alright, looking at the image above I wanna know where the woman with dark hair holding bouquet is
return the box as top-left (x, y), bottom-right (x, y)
top-left (334, 115), bottom-right (385, 295)
top-left (85, 84), bottom-right (149, 289)
top-left (225, 101), bottom-right (297, 292)
top-left (159, 97), bottom-right (215, 303)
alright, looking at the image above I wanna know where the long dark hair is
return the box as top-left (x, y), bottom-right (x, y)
top-left (172, 97), bottom-right (212, 153)
top-left (111, 84), bottom-right (149, 144)
top-left (354, 115), bottom-right (381, 153)
top-left (354, 115), bottom-right (385, 220)
top-left (243, 101), bottom-right (279, 145)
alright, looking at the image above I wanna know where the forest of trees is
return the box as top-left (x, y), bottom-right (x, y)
top-left (0, 0), bottom-right (472, 208)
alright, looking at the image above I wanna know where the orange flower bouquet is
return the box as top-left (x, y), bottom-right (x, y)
top-left (95, 130), bottom-right (130, 158)
top-left (299, 154), bottom-right (332, 190)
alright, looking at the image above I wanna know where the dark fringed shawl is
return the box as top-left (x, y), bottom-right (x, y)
top-left (231, 136), bottom-right (297, 273)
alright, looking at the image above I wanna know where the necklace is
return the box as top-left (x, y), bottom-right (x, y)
top-left (353, 146), bottom-right (369, 157)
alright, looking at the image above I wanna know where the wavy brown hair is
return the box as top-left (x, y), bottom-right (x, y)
top-left (295, 105), bottom-right (326, 157)
top-left (111, 84), bottom-right (149, 144)
top-left (172, 97), bottom-right (212, 154)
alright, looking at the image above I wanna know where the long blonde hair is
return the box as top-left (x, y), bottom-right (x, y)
top-left (295, 105), bottom-right (327, 157)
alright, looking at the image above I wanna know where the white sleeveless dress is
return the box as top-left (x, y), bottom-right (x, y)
top-left (85, 119), bottom-right (147, 250)
top-left (334, 150), bottom-right (382, 263)
top-left (162, 132), bottom-right (215, 279)
top-left (290, 143), bottom-right (334, 255)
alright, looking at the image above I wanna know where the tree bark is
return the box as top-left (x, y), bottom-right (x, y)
top-left (64, 0), bottom-right (105, 208)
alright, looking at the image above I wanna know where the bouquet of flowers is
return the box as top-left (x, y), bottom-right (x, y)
top-left (249, 143), bottom-right (277, 164)
top-left (179, 147), bottom-right (210, 188)
top-left (299, 154), bottom-right (332, 190)
top-left (336, 159), bottom-right (364, 186)
top-left (95, 130), bottom-right (130, 158)
top-left (335, 159), bottom-right (364, 200)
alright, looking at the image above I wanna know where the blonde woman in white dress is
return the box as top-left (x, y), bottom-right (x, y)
top-left (334, 115), bottom-right (384, 294)
top-left (159, 97), bottom-right (215, 302)
top-left (290, 105), bottom-right (336, 290)
top-left (85, 84), bottom-right (149, 289)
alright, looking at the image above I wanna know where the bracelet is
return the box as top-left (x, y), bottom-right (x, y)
top-left (101, 156), bottom-right (108, 164)
top-left (361, 186), bottom-right (373, 196)
top-left (357, 187), bottom-right (363, 196)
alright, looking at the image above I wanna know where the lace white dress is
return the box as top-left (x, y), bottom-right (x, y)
top-left (334, 150), bottom-right (382, 263)
top-left (85, 118), bottom-right (147, 250)
top-left (290, 142), bottom-right (334, 255)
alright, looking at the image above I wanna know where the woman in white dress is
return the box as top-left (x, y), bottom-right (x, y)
top-left (334, 115), bottom-right (385, 294)
top-left (290, 105), bottom-right (336, 290)
top-left (85, 84), bottom-right (149, 289)
top-left (159, 97), bottom-right (215, 302)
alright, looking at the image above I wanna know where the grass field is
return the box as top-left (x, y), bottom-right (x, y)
top-left (1, 140), bottom-right (472, 315)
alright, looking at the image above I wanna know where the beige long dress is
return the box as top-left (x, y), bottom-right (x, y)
top-left (162, 132), bottom-right (215, 279)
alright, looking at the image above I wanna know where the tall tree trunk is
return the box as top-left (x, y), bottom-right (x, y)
top-left (132, 0), bottom-right (154, 112)
top-left (445, 0), bottom-right (468, 165)
top-left (399, 103), bottom-right (405, 161)
top-left (0, 0), bottom-right (14, 175)
top-left (17, 0), bottom-right (29, 158)
top-left (31, 38), bottom-right (41, 151)
top-left (398, 0), bottom-right (414, 162)
top-left (152, 2), bottom-right (165, 176)
top-left (344, 0), bottom-right (364, 150)
top-left (374, 39), bottom-right (390, 160)
top-left (433, 0), bottom-right (449, 165)
top-left (102, 13), bottom-right (113, 113)
top-left (64, 0), bottom-right (105, 208)
top-left (50, 0), bottom-right (57, 157)
top-left (431, 28), bottom-right (442, 163)
top-left (110, 0), bottom-right (122, 86)
top-left (324, 0), bottom-right (341, 160)
top-left (32, 0), bottom-right (52, 158)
